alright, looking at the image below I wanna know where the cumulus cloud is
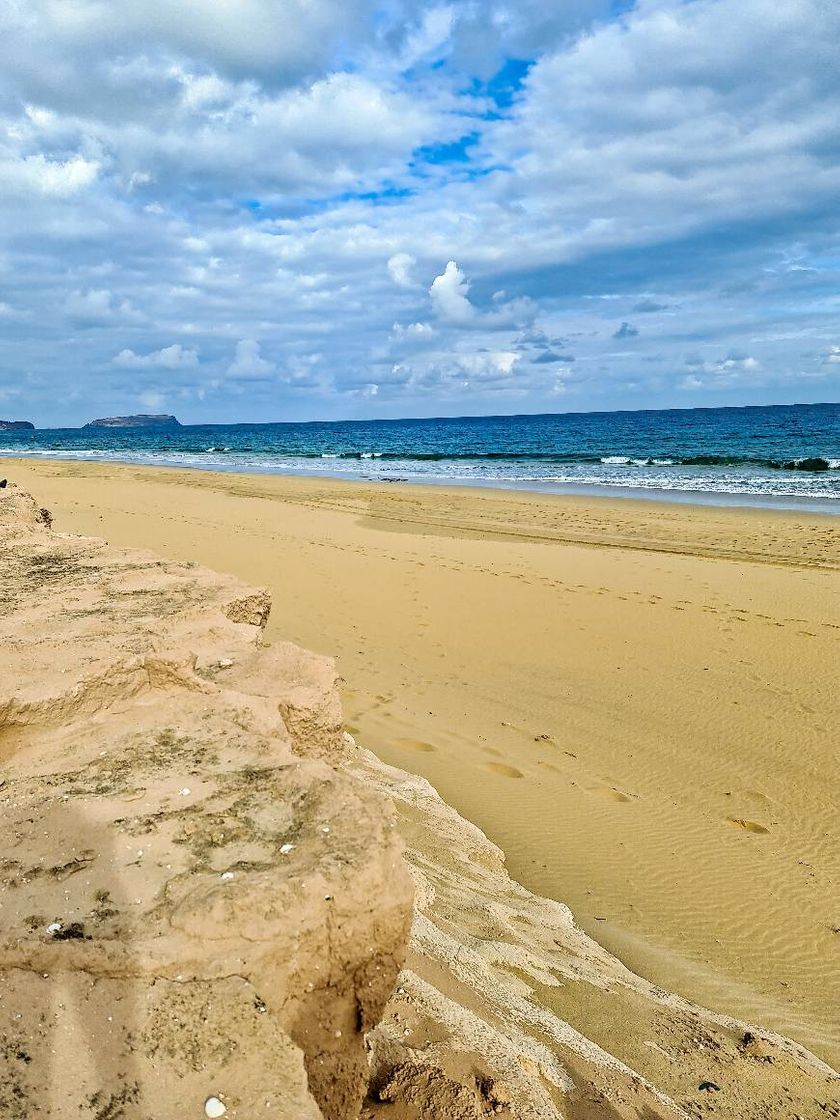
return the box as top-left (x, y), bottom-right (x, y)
top-left (456, 351), bottom-right (519, 380)
top-left (717, 354), bottom-right (760, 372)
top-left (66, 290), bottom-right (114, 323)
top-left (430, 261), bottom-right (475, 326)
top-left (387, 253), bottom-right (417, 288)
top-left (113, 344), bottom-right (199, 370)
top-left (0, 0), bottom-right (376, 94)
top-left (680, 374), bottom-right (704, 390)
top-left (393, 321), bottom-right (434, 337)
top-left (65, 289), bottom-right (143, 326)
top-left (0, 154), bottom-right (99, 199)
top-left (430, 261), bottom-right (535, 329)
top-left (823, 346), bottom-right (840, 365)
top-left (679, 352), bottom-right (762, 388)
top-left (228, 339), bottom-right (274, 380)
top-left (391, 321), bottom-right (436, 350)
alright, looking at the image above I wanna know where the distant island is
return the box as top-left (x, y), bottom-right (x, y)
top-left (0, 420), bottom-right (34, 430)
top-left (83, 414), bottom-right (181, 429)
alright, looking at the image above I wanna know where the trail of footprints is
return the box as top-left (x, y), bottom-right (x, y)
top-left (378, 720), bottom-right (777, 837)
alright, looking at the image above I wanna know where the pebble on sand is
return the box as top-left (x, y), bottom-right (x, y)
top-left (204, 1096), bottom-right (227, 1118)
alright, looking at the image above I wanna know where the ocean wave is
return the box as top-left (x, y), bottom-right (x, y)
top-left (598, 453), bottom-right (840, 471)
top-left (2, 445), bottom-right (838, 471)
top-left (600, 456), bottom-right (677, 466)
top-left (775, 457), bottom-right (840, 471)
top-left (314, 449), bottom-right (838, 470)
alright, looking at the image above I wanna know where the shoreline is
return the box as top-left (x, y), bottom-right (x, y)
top-left (3, 448), bottom-right (840, 515)
top-left (3, 454), bottom-right (839, 1069)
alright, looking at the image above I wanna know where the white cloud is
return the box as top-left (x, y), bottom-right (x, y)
top-left (678, 353), bottom-right (762, 389)
top-left (429, 261), bottom-right (535, 330)
top-left (0, 154), bottom-right (99, 198)
top-left (66, 289), bottom-right (114, 322)
top-left (228, 339), bottom-right (274, 380)
top-left (430, 261), bottom-right (476, 325)
top-left (113, 344), bottom-right (199, 370)
top-left (394, 6), bottom-right (455, 69)
top-left (65, 289), bottom-right (143, 325)
top-left (0, 0), bottom-right (377, 92)
top-left (457, 351), bottom-right (519, 380)
top-left (387, 252), bottom-right (417, 288)
top-left (715, 355), bottom-right (760, 373)
top-left (823, 346), bottom-right (840, 365)
top-left (392, 321), bottom-right (435, 341)
top-left (680, 374), bottom-right (704, 390)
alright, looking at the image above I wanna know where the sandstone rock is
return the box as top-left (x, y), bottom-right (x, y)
top-left (0, 483), bottom-right (413, 1120)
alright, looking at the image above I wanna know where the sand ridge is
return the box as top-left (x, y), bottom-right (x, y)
top-left (354, 741), bottom-right (839, 1119)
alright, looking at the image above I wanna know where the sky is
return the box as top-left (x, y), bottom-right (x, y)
top-left (1, 0), bottom-right (839, 426)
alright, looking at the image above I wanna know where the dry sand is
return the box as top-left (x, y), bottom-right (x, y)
top-left (3, 456), bottom-right (838, 1070)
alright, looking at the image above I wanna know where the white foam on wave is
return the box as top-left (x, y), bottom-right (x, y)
top-left (600, 456), bottom-right (677, 466)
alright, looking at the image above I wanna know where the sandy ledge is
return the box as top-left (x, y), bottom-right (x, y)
top-left (1, 461), bottom-right (838, 1118)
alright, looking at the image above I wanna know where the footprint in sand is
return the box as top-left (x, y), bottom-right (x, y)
top-left (727, 817), bottom-right (770, 834)
top-left (482, 762), bottom-right (524, 779)
top-left (590, 786), bottom-right (635, 803)
top-left (396, 738), bottom-right (438, 753)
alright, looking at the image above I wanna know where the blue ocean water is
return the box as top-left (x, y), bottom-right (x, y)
top-left (2, 402), bottom-right (840, 510)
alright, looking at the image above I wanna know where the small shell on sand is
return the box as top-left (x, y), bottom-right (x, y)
top-left (204, 1096), bottom-right (226, 1118)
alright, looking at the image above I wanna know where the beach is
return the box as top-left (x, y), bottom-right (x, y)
top-left (4, 455), bottom-right (838, 1071)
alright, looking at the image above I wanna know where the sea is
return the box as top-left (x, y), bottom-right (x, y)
top-left (3, 402), bottom-right (840, 512)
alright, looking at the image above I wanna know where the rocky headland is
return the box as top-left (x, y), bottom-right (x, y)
top-left (83, 414), bottom-right (181, 428)
top-left (0, 420), bottom-right (34, 430)
top-left (1, 482), bottom-right (837, 1120)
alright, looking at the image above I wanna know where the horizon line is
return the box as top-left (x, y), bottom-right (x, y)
top-left (5, 398), bottom-right (840, 431)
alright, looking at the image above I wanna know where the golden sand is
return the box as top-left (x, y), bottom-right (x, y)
top-left (4, 456), bottom-right (838, 1066)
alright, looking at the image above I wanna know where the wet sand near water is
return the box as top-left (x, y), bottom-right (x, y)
top-left (4, 456), bottom-right (838, 1068)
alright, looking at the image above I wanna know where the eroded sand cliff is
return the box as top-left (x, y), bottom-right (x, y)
top-left (1, 483), bottom-right (837, 1119)
top-left (0, 484), bottom-right (411, 1119)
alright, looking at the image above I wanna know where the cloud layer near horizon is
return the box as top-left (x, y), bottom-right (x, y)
top-left (1, 0), bottom-right (839, 424)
